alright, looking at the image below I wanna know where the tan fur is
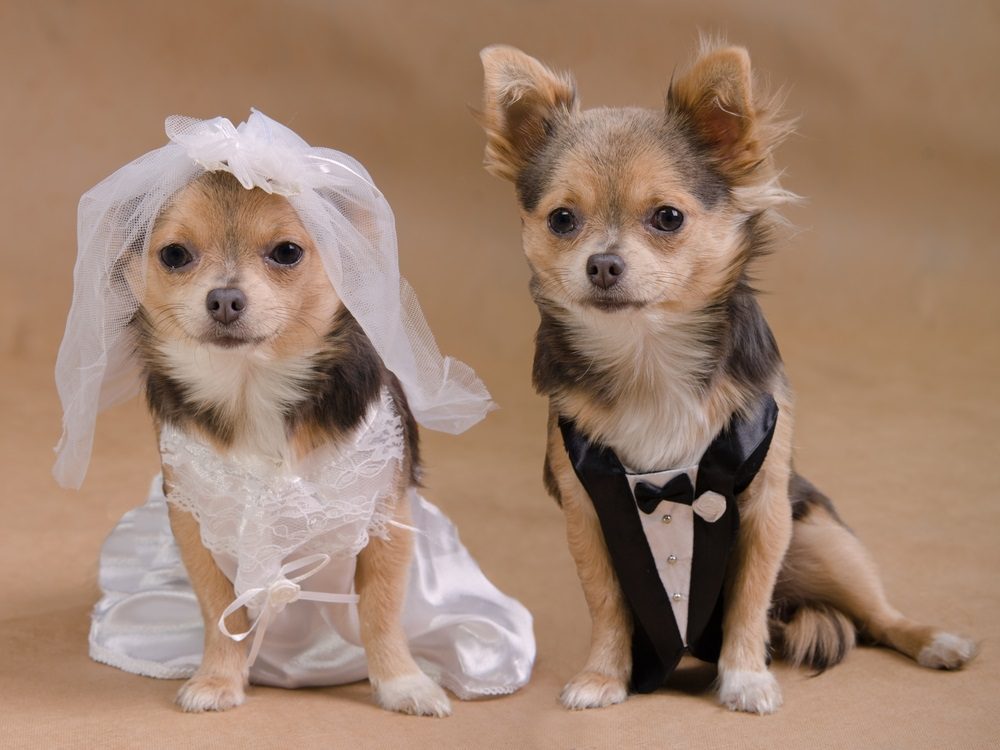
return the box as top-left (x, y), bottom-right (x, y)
top-left (714, 382), bottom-right (794, 713)
top-left (353, 448), bottom-right (450, 715)
top-left (355, 497), bottom-right (418, 684)
top-left (775, 503), bottom-right (973, 666)
top-left (142, 173), bottom-right (446, 715)
top-left (479, 42), bottom-right (976, 713)
top-left (165, 467), bottom-right (249, 712)
top-left (355, 491), bottom-right (450, 716)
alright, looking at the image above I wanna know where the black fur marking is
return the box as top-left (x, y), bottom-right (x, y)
top-left (806, 627), bottom-right (849, 672)
top-left (737, 212), bottom-right (776, 267)
top-left (542, 451), bottom-right (562, 506)
top-left (531, 292), bottom-right (619, 404)
top-left (716, 282), bottom-right (782, 396)
top-left (133, 308), bottom-right (239, 445)
top-left (286, 307), bottom-right (421, 486)
top-left (683, 156), bottom-right (729, 210)
top-left (693, 212), bottom-right (783, 397)
top-left (286, 307), bottom-right (384, 437)
top-left (665, 111), bottom-right (731, 209)
top-left (144, 363), bottom-right (236, 445)
top-left (770, 599), bottom-right (800, 624)
top-left (808, 641), bottom-right (843, 672)
top-left (515, 114), bottom-right (572, 213)
top-left (811, 615), bottom-right (853, 672)
top-left (789, 472), bottom-right (846, 526)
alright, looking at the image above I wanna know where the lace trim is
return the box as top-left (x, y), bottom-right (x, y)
top-left (161, 388), bottom-right (405, 595)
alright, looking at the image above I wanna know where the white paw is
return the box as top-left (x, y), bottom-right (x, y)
top-left (560, 670), bottom-right (628, 710)
top-left (917, 632), bottom-right (978, 670)
top-left (176, 672), bottom-right (246, 712)
top-left (374, 673), bottom-right (452, 717)
top-left (718, 669), bottom-right (782, 715)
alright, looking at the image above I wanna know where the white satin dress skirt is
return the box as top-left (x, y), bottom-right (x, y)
top-left (89, 478), bottom-right (535, 699)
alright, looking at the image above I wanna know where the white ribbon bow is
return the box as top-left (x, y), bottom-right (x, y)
top-left (218, 553), bottom-right (359, 668)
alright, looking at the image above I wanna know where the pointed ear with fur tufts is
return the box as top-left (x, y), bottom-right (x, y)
top-left (477, 45), bottom-right (578, 182)
top-left (668, 45), bottom-right (782, 182)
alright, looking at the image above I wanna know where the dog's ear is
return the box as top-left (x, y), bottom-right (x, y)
top-left (477, 45), bottom-right (577, 182)
top-left (668, 45), bottom-right (778, 181)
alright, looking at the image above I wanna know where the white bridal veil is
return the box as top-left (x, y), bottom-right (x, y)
top-left (54, 109), bottom-right (494, 488)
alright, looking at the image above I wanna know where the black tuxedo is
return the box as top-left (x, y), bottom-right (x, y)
top-left (559, 394), bottom-right (778, 692)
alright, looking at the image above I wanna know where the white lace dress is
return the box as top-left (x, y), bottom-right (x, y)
top-left (88, 389), bottom-right (534, 699)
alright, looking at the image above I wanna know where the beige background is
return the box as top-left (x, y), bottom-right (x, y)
top-left (1, 1), bottom-right (998, 747)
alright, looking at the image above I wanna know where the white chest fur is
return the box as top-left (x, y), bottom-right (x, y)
top-left (561, 308), bottom-right (729, 472)
top-left (158, 339), bottom-right (315, 458)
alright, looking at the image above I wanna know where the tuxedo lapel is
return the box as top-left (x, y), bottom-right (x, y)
top-left (688, 394), bottom-right (778, 660)
top-left (559, 420), bottom-right (685, 691)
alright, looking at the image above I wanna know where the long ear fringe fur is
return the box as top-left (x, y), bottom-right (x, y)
top-left (473, 109), bottom-right (523, 183)
top-left (681, 34), bottom-right (802, 216)
top-left (476, 47), bottom-right (577, 182)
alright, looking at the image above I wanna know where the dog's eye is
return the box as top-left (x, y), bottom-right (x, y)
top-left (268, 242), bottom-right (304, 266)
top-left (547, 208), bottom-right (578, 236)
top-left (651, 206), bottom-right (684, 232)
top-left (159, 244), bottom-right (194, 270)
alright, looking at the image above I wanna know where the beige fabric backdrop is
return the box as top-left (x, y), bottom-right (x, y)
top-left (1, 1), bottom-right (997, 747)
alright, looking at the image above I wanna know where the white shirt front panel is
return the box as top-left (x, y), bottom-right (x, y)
top-left (626, 466), bottom-right (699, 646)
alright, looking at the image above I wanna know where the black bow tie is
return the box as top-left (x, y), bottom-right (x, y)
top-left (633, 473), bottom-right (695, 514)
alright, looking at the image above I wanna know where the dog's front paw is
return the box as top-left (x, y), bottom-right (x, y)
top-left (374, 673), bottom-right (452, 717)
top-left (917, 632), bottom-right (978, 670)
top-left (717, 669), bottom-right (782, 715)
top-left (560, 670), bottom-right (628, 710)
top-left (176, 671), bottom-right (246, 712)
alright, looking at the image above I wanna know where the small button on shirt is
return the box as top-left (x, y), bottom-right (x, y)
top-left (625, 466), bottom-right (699, 645)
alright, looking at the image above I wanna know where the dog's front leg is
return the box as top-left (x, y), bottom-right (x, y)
top-left (166, 474), bottom-right (249, 712)
top-left (355, 491), bottom-right (451, 717)
top-left (547, 416), bottom-right (633, 709)
top-left (716, 405), bottom-right (794, 715)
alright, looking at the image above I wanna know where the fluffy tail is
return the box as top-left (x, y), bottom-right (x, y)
top-left (771, 603), bottom-right (856, 671)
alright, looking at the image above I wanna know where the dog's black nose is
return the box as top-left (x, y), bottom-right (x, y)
top-left (586, 253), bottom-right (625, 289)
top-left (206, 287), bottom-right (246, 324)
